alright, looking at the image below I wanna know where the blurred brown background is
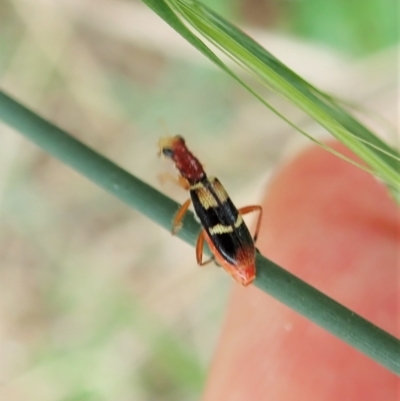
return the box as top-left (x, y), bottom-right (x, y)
top-left (0, 0), bottom-right (397, 400)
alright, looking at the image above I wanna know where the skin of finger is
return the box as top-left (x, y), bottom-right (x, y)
top-left (202, 143), bottom-right (399, 401)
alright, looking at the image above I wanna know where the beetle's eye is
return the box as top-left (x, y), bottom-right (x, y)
top-left (162, 148), bottom-right (174, 158)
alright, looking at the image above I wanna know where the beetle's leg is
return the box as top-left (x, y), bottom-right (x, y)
top-left (178, 176), bottom-right (190, 190)
top-left (196, 230), bottom-right (214, 266)
top-left (158, 173), bottom-right (190, 190)
top-left (238, 205), bottom-right (263, 243)
top-left (172, 198), bottom-right (192, 235)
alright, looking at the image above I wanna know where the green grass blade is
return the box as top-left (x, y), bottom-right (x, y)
top-left (0, 90), bottom-right (399, 374)
top-left (142, 0), bottom-right (400, 201)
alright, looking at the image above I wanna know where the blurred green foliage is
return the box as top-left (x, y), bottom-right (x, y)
top-left (287, 0), bottom-right (398, 55)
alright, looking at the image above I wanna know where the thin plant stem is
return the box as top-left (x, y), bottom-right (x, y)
top-left (0, 90), bottom-right (399, 374)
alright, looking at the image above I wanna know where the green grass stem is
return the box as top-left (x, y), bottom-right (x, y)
top-left (0, 90), bottom-right (399, 374)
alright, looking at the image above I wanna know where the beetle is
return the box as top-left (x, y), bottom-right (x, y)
top-left (158, 135), bottom-right (262, 286)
